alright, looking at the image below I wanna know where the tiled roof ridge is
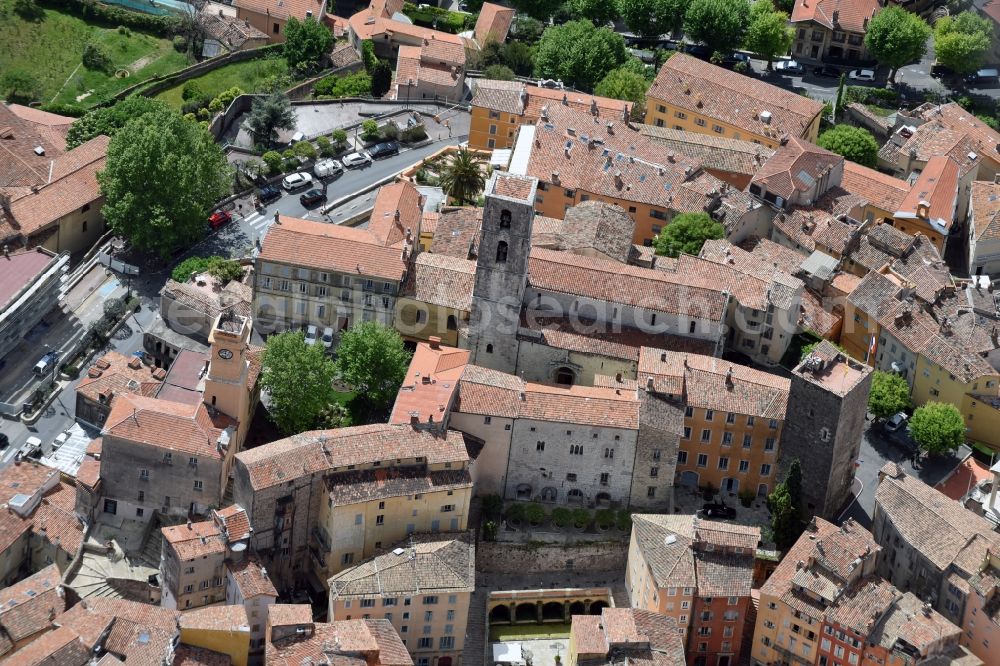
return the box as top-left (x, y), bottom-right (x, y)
top-left (888, 473), bottom-right (998, 544)
top-left (681, 356), bottom-right (790, 392)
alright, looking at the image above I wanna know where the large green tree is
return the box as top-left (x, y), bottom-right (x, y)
top-left (261, 331), bottom-right (339, 435)
top-left (509, 0), bottom-right (563, 20)
top-left (66, 96), bottom-right (167, 149)
top-left (283, 16), bottom-right (335, 70)
top-left (768, 484), bottom-right (799, 550)
top-left (742, 0), bottom-right (793, 69)
top-left (569, 0), bottom-right (618, 26)
top-left (594, 65), bottom-right (650, 104)
top-left (817, 125), bottom-right (879, 167)
top-left (618, 0), bottom-right (691, 38)
top-left (534, 20), bottom-right (629, 92)
top-left (864, 6), bottom-right (931, 83)
top-left (97, 108), bottom-right (230, 257)
top-left (245, 92), bottom-right (296, 148)
top-left (440, 147), bottom-right (487, 205)
top-left (333, 322), bottom-right (411, 417)
top-left (934, 11), bottom-right (992, 75)
top-left (908, 402), bottom-right (965, 456)
top-left (867, 371), bottom-right (911, 421)
top-left (653, 211), bottom-right (725, 258)
top-left (684, 0), bottom-right (751, 58)
top-left (785, 459), bottom-right (802, 512)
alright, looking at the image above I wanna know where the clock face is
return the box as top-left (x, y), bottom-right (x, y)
top-left (218, 349), bottom-right (234, 360)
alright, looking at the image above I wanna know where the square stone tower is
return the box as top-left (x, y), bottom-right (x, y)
top-left (780, 341), bottom-right (872, 519)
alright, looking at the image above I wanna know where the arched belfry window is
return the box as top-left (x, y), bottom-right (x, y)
top-left (500, 210), bottom-right (511, 229)
top-left (496, 241), bottom-right (508, 263)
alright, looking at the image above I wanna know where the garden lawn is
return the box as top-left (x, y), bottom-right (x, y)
top-left (488, 623), bottom-right (571, 642)
top-left (0, 0), bottom-right (191, 107)
top-left (155, 56), bottom-right (289, 108)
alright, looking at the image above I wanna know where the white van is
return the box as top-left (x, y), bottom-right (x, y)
top-left (289, 131), bottom-right (305, 145)
top-left (314, 159), bottom-right (343, 179)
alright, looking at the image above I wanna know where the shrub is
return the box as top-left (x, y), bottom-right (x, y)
top-left (615, 509), bottom-right (632, 531)
top-left (82, 42), bottom-right (114, 73)
top-left (401, 125), bottom-right (428, 143)
top-left (182, 80), bottom-right (205, 101)
top-left (361, 119), bottom-right (380, 141)
top-left (505, 503), bottom-right (527, 524)
top-left (0, 70), bottom-right (40, 104)
top-left (117, 26), bottom-right (131, 36)
top-left (39, 102), bottom-right (85, 117)
top-left (196, 107), bottom-right (210, 120)
top-left (525, 503), bottom-right (546, 525)
top-left (595, 509), bottom-right (615, 529)
top-left (61, 364), bottom-right (80, 379)
top-left (208, 98), bottom-right (225, 114)
top-left (483, 520), bottom-right (498, 541)
top-left (313, 71), bottom-right (372, 98)
top-left (293, 140), bottom-right (317, 159)
top-left (482, 494), bottom-right (503, 520)
top-left (331, 128), bottom-right (348, 145)
top-left (738, 489), bottom-right (755, 507)
top-left (262, 151), bottom-right (283, 174)
top-left (551, 507), bottom-right (572, 527)
top-left (571, 508), bottom-right (591, 528)
top-left (380, 123), bottom-right (399, 140)
top-left (181, 98), bottom-right (209, 116)
top-left (15, 0), bottom-right (45, 20)
top-left (172, 35), bottom-right (188, 52)
top-left (36, 0), bottom-right (184, 36)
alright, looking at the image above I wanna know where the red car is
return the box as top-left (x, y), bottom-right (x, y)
top-left (208, 210), bottom-right (232, 229)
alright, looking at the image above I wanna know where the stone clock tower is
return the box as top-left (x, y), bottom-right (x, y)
top-left (205, 311), bottom-right (254, 449)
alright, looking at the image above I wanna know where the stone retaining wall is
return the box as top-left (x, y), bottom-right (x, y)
top-left (477, 540), bottom-right (628, 574)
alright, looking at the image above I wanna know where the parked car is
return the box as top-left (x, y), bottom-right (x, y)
top-left (965, 67), bottom-right (999, 85)
top-left (53, 432), bottom-right (69, 449)
top-left (684, 43), bottom-right (711, 60)
top-left (33, 351), bottom-right (58, 376)
top-left (0, 433), bottom-right (8, 450)
top-left (774, 60), bottom-right (804, 74)
top-left (299, 189), bottom-right (327, 207)
top-left (813, 65), bottom-right (840, 78)
top-left (849, 68), bottom-right (876, 82)
top-left (304, 325), bottom-right (319, 345)
top-left (24, 436), bottom-right (42, 459)
top-left (314, 159), bottom-right (343, 179)
top-left (369, 142), bottom-right (400, 159)
top-left (281, 172), bottom-right (313, 191)
top-left (930, 61), bottom-right (955, 78)
top-left (700, 502), bottom-right (736, 519)
top-left (258, 184), bottom-right (281, 204)
top-left (321, 327), bottom-right (334, 349)
top-left (207, 210), bottom-right (232, 229)
top-left (342, 151), bottom-right (372, 168)
top-left (884, 411), bottom-right (909, 432)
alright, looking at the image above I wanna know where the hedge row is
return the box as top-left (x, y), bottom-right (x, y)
top-left (37, 0), bottom-right (184, 36)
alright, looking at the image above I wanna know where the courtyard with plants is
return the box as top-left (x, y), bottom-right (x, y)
top-left (480, 495), bottom-right (633, 541)
top-left (155, 55), bottom-right (289, 110)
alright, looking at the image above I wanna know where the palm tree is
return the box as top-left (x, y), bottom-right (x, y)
top-left (439, 148), bottom-right (486, 205)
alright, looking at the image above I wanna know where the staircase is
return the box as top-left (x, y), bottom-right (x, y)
top-left (67, 549), bottom-right (156, 601)
top-left (137, 524), bottom-right (164, 570)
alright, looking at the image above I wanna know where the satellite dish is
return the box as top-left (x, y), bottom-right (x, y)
top-left (231, 541), bottom-right (247, 552)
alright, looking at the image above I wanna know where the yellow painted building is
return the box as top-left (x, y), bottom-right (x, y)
top-left (394, 252), bottom-right (475, 347)
top-left (646, 54), bottom-right (824, 148)
top-left (179, 605), bottom-right (252, 666)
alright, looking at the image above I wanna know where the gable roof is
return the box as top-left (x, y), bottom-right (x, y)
top-left (473, 3), bottom-right (515, 45)
top-left (750, 136), bottom-right (842, 202)
top-left (895, 155), bottom-right (960, 233)
top-left (648, 54), bottom-right (824, 141)
top-left (234, 0), bottom-right (326, 21)
top-left (471, 79), bottom-right (629, 119)
top-left (0, 564), bottom-right (63, 648)
top-left (102, 394), bottom-right (228, 458)
top-left (971, 179), bottom-right (1000, 242)
top-left (840, 161), bottom-right (910, 214)
top-left (790, 0), bottom-right (882, 33)
top-left (369, 181), bottom-right (423, 247)
top-left (638, 124), bottom-right (774, 178)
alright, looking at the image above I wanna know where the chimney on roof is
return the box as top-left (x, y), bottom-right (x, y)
top-left (519, 390), bottom-right (526, 401)
top-left (916, 200), bottom-right (930, 219)
top-left (646, 376), bottom-right (654, 390)
top-left (607, 121), bottom-right (614, 135)
top-left (552, 171), bottom-right (560, 184)
top-left (394, 209), bottom-right (400, 221)
top-left (2, 245), bottom-right (7, 259)
top-left (274, 211), bottom-right (281, 224)
top-left (562, 93), bottom-right (568, 105)
top-left (541, 105), bottom-right (549, 120)
top-left (832, 9), bottom-right (839, 24)
top-left (725, 367), bottom-right (734, 389)
top-left (261, 567), bottom-right (268, 579)
top-left (429, 336), bottom-right (441, 350)
top-left (187, 520), bottom-right (192, 529)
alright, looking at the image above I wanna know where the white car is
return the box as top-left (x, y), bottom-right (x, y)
top-left (313, 159), bottom-right (343, 179)
top-left (884, 412), bottom-right (908, 432)
top-left (849, 68), bottom-right (876, 82)
top-left (281, 172), bottom-right (313, 191)
top-left (304, 325), bottom-right (319, 345)
top-left (53, 432), bottom-right (69, 449)
top-left (321, 327), bottom-right (334, 349)
top-left (774, 60), bottom-right (804, 74)
top-left (342, 151), bottom-right (371, 168)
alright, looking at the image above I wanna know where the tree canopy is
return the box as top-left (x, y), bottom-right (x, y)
top-left (867, 371), bottom-right (911, 421)
top-left (534, 20), bottom-right (629, 92)
top-left (66, 96), bottom-right (167, 149)
top-left (934, 11), bottom-right (992, 75)
top-left (742, 0), bottom-right (793, 68)
top-left (653, 212), bottom-right (725, 258)
top-left (569, 0), bottom-right (618, 26)
top-left (245, 92), bottom-right (296, 148)
top-left (440, 148), bottom-right (487, 205)
top-left (617, 0), bottom-right (691, 38)
top-left (594, 64), bottom-right (651, 104)
top-left (817, 125), bottom-right (880, 168)
top-left (97, 107), bottom-right (230, 257)
top-left (333, 322), bottom-right (411, 417)
top-left (284, 16), bottom-right (334, 71)
top-left (684, 0), bottom-right (751, 58)
top-left (508, 0), bottom-right (563, 20)
top-left (864, 6), bottom-right (931, 82)
top-left (768, 459), bottom-right (804, 550)
top-left (260, 331), bottom-right (339, 435)
top-left (908, 402), bottom-right (965, 456)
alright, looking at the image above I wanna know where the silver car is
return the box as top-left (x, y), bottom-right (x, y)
top-left (342, 151), bottom-right (372, 168)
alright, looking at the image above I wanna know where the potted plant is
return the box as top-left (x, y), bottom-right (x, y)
top-left (738, 489), bottom-right (755, 508)
top-left (505, 503), bottom-right (527, 527)
top-left (571, 508), bottom-right (591, 531)
top-left (595, 509), bottom-right (615, 531)
top-left (483, 520), bottom-right (498, 541)
top-left (551, 507), bottom-right (572, 529)
top-left (525, 503), bottom-right (546, 526)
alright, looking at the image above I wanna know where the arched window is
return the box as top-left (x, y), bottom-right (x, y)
top-left (500, 210), bottom-right (511, 229)
top-left (555, 367), bottom-right (575, 385)
top-left (486, 344), bottom-right (494, 353)
top-left (496, 241), bottom-right (508, 263)
top-left (446, 315), bottom-right (457, 331)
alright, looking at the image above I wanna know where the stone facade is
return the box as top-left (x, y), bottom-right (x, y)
top-left (629, 392), bottom-right (682, 511)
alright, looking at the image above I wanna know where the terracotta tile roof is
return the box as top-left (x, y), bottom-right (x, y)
top-left (389, 341), bottom-right (468, 425)
top-left (695, 551), bottom-right (755, 597)
top-left (161, 273), bottom-right (254, 325)
top-left (162, 520), bottom-right (226, 560)
top-left (572, 608), bottom-right (685, 664)
top-left (697, 238), bottom-right (805, 311)
top-left (875, 468), bottom-right (1000, 570)
top-left (694, 520), bottom-right (761, 550)
top-left (369, 0), bottom-right (404, 18)
top-left (751, 136), bottom-right (842, 202)
top-left (228, 557), bottom-right (278, 599)
top-left (638, 124), bottom-right (774, 177)
top-left (919, 102), bottom-right (1000, 167)
top-left (405, 252), bottom-right (475, 312)
top-left (429, 207), bottom-right (480, 258)
top-left (790, 0), bottom-right (882, 34)
top-left (638, 347), bottom-right (790, 418)
top-left (348, 11), bottom-right (465, 65)
top-left (739, 236), bottom-right (807, 274)
top-left (630, 514), bottom-right (698, 589)
top-left (847, 269), bottom-right (900, 313)
top-left (326, 467), bottom-right (470, 505)
top-left (471, 79), bottom-right (629, 119)
top-left (370, 181), bottom-right (423, 248)
top-left (329, 531), bottom-right (474, 597)
top-left (417, 35), bottom-right (465, 65)
top-left (0, 564), bottom-right (63, 644)
top-left (7, 135), bottom-right (108, 237)
top-left (761, 517), bottom-right (846, 615)
top-left (201, 11), bottom-right (268, 49)
top-left (824, 577), bottom-right (899, 635)
top-left (571, 614), bottom-right (607, 655)
top-left (882, 111), bottom-right (985, 177)
top-left (555, 200), bottom-right (636, 263)
top-left (234, 0), bottom-right (326, 21)
top-left (179, 604), bottom-right (250, 632)
top-left (1, 624), bottom-right (88, 666)
top-left (895, 156), bottom-right (960, 232)
top-left (174, 644), bottom-right (234, 666)
top-left (77, 351), bottom-right (165, 411)
top-left (0, 103), bottom-right (67, 190)
top-left (649, 54), bottom-right (824, 140)
top-left (103, 394), bottom-right (228, 459)
top-left (259, 216), bottom-right (408, 283)
top-left (869, 591), bottom-right (962, 653)
top-left (971, 179), bottom-right (1000, 242)
top-left (528, 247), bottom-right (730, 321)
top-left (103, 616), bottom-right (176, 663)
top-left (267, 604), bottom-right (313, 629)
top-left (491, 172), bottom-right (535, 201)
top-left (936, 456), bottom-right (994, 501)
top-left (269, 619), bottom-right (411, 666)
top-left (473, 2), bottom-right (515, 45)
top-left (31, 488), bottom-right (84, 558)
top-left (6, 104), bottom-right (73, 130)
top-left (841, 162), bottom-right (910, 214)
top-left (75, 459), bottom-right (101, 490)
top-left (215, 504), bottom-right (251, 542)
top-left (235, 425), bottom-right (469, 491)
